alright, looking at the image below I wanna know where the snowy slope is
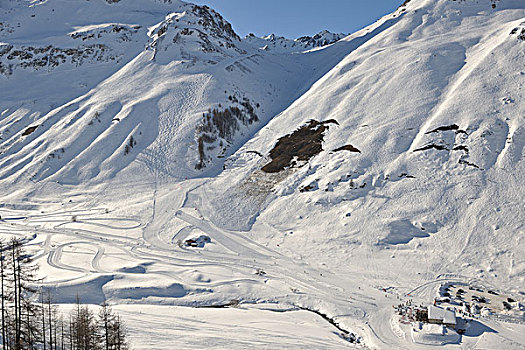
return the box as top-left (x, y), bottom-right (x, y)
top-left (0, 0), bottom-right (354, 189)
top-left (208, 0), bottom-right (525, 277)
top-left (1, 0), bottom-right (525, 349)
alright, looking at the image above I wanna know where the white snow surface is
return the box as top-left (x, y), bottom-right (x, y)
top-left (1, 0), bottom-right (525, 348)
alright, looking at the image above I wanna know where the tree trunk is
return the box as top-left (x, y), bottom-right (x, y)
top-left (47, 293), bottom-right (52, 350)
top-left (11, 242), bottom-right (19, 348)
top-left (15, 250), bottom-right (22, 349)
top-left (42, 293), bottom-right (46, 350)
top-left (69, 316), bottom-right (73, 350)
top-left (16, 250), bottom-right (23, 348)
top-left (25, 309), bottom-right (31, 350)
top-left (103, 303), bottom-right (109, 350)
top-left (116, 315), bottom-right (122, 350)
top-left (0, 243), bottom-right (6, 350)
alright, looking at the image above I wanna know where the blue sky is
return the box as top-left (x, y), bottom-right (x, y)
top-left (191, 0), bottom-right (403, 38)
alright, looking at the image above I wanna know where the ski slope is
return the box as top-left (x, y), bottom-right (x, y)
top-left (1, 0), bottom-right (525, 348)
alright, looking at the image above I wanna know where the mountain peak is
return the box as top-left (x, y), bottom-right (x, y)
top-left (147, 3), bottom-right (245, 64)
top-left (245, 30), bottom-right (346, 53)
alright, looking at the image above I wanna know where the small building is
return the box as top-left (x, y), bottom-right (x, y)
top-left (471, 303), bottom-right (481, 315)
top-left (461, 303), bottom-right (470, 314)
top-left (428, 305), bottom-right (456, 329)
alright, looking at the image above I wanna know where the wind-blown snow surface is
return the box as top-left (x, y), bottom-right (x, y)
top-left (1, 0), bottom-right (525, 348)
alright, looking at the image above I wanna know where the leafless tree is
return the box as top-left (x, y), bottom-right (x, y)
top-left (98, 302), bottom-right (128, 350)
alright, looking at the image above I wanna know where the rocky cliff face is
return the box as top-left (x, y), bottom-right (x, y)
top-left (147, 4), bottom-right (247, 65)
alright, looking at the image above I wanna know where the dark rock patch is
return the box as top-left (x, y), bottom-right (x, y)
top-left (332, 144), bottom-right (361, 153)
top-left (426, 124), bottom-right (467, 135)
top-left (453, 145), bottom-right (469, 153)
top-left (262, 119), bottom-right (338, 173)
top-left (399, 0), bottom-right (412, 8)
top-left (413, 144), bottom-right (449, 152)
top-left (246, 150), bottom-right (263, 157)
top-left (425, 124), bottom-right (459, 134)
top-left (459, 159), bottom-right (481, 169)
top-left (22, 125), bottom-right (38, 136)
top-left (299, 182), bottom-right (318, 193)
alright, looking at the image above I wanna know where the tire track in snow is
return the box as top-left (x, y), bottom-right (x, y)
top-left (47, 242), bottom-right (88, 273)
top-left (1, 193), bottom-right (373, 320)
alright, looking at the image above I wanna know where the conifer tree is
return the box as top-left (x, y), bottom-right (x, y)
top-left (0, 238), bottom-right (129, 349)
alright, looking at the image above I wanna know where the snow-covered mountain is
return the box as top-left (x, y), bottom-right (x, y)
top-left (245, 30), bottom-right (347, 53)
top-left (0, 0), bottom-right (354, 186)
top-left (1, 0), bottom-right (524, 348)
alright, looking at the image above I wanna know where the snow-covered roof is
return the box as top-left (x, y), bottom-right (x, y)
top-left (428, 306), bottom-right (456, 325)
top-left (443, 309), bottom-right (456, 325)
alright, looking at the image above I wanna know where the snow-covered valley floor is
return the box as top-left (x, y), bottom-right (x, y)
top-left (1, 176), bottom-right (523, 349)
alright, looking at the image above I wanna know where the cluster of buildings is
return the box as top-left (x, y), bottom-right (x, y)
top-left (394, 302), bottom-right (457, 329)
